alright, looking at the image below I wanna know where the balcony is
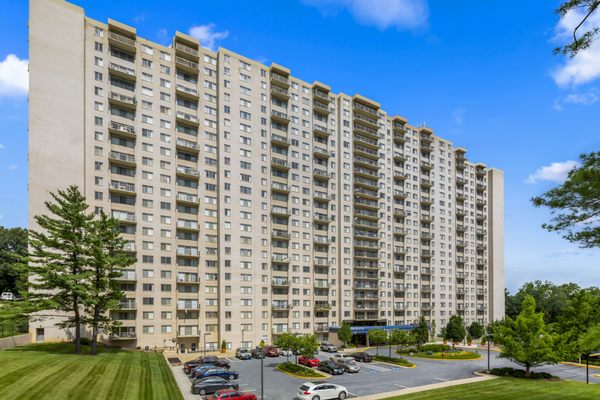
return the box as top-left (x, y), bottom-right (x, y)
top-left (421, 196), bottom-right (433, 205)
top-left (271, 109), bottom-right (290, 124)
top-left (109, 331), bottom-right (137, 341)
top-left (271, 182), bottom-right (290, 194)
top-left (176, 110), bottom-right (199, 126)
top-left (176, 165), bottom-right (200, 179)
top-left (393, 132), bottom-right (406, 143)
top-left (354, 144), bottom-right (379, 161)
top-left (353, 102), bottom-right (378, 117)
top-left (109, 180), bottom-right (135, 194)
top-left (272, 278), bottom-right (290, 287)
top-left (313, 213), bottom-right (330, 224)
top-left (108, 62), bottom-right (136, 81)
top-left (175, 42), bottom-right (199, 59)
top-left (420, 142), bottom-right (434, 152)
top-left (177, 275), bottom-right (200, 284)
top-left (393, 209), bottom-right (407, 218)
top-left (109, 150), bottom-right (135, 167)
top-left (272, 230), bottom-right (291, 240)
top-left (112, 210), bottom-right (136, 224)
top-left (420, 179), bottom-right (432, 188)
top-left (271, 157), bottom-right (290, 171)
top-left (272, 206), bottom-right (291, 217)
top-left (313, 125), bottom-right (330, 138)
top-left (118, 271), bottom-right (137, 282)
top-left (313, 168), bottom-right (332, 180)
top-left (271, 85), bottom-right (290, 100)
top-left (313, 101), bottom-right (330, 115)
top-left (314, 280), bottom-right (329, 289)
top-left (456, 225), bottom-right (467, 233)
top-left (109, 91), bottom-right (137, 110)
top-left (108, 31), bottom-right (136, 51)
top-left (353, 112), bottom-right (378, 130)
top-left (176, 83), bottom-right (199, 100)
top-left (269, 135), bottom-right (290, 150)
top-left (354, 239), bottom-right (378, 249)
top-left (314, 147), bottom-right (333, 160)
top-left (421, 160), bottom-right (433, 170)
top-left (177, 220), bottom-right (199, 231)
top-left (355, 261), bottom-right (378, 270)
top-left (394, 228), bottom-right (407, 237)
top-left (420, 214), bottom-right (432, 222)
top-left (176, 138), bottom-right (199, 153)
top-left (394, 171), bottom-right (408, 181)
top-left (272, 254), bottom-right (290, 263)
top-left (176, 192), bottom-right (199, 205)
top-left (271, 72), bottom-right (290, 88)
top-left (314, 258), bottom-right (330, 268)
top-left (354, 197), bottom-right (378, 210)
top-left (176, 246), bottom-right (199, 257)
top-left (313, 191), bottom-right (333, 202)
top-left (272, 302), bottom-right (292, 310)
top-left (314, 302), bottom-right (331, 311)
top-left (175, 56), bottom-right (199, 73)
top-left (109, 121), bottom-right (135, 138)
top-left (354, 187), bottom-right (378, 200)
top-left (118, 300), bottom-right (137, 310)
top-left (354, 166), bottom-right (378, 179)
top-left (353, 219), bottom-right (378, 230)
top-left (393, 152), bottom-right (406, 163)
top-left (353, 123), bottom-right (378, 140)
top-left (314, 236), bottom-right (332, 245)
top-left (177, 302), bottom-right (200, 310)
top-left (354, 134), bottom-right (379, 150)
top-left (122, 242), bottom-right (136, 253)
top-left (354, 177), bottom-right (379, 190)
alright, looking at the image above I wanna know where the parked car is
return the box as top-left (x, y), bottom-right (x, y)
top-left (263, 345), bottom-right (279, 357)
top-left (330, 354), bottom-right (360, 373)
top-left (190, 365), bottom-right (215, 379)
top-left (235, 348), bottom-right (252, 360)
top-left (184, 356), bottom-right (230, 373)
top-left (208, 389), bottom-right (257, 400)
top-left (195, 367), bottom-right (239, 381)
top-left (191, 377), bottom-right (239, 396)
top-left (350, 352), bottom-right (372, 363)
top-left (0, 292), bottom-right (14, 301)
top-left (250, 347), bottom-right (264, 359)
top-left (298, 355), bottom-right (320, 368)
top-left (297, 382), bottom-right (348, 400)
top-left (317, 360), bottom-right (344, 375)
top-left (320, 343), bottom-right (337, 353)
top-left (278, 348), bottom-right (293, 357)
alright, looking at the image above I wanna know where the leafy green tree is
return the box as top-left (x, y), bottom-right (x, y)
top-left (368, 329), bottom-right (387, 355)
top-left (0, 226), bottom-right (28, 295)
top-left (337, 322), bottom-right (352, 347)
top-left (505, 281), bottom-right (580, 323)
top-left (26, 186), bottom-right (95, 354)
top-left (468, 322), bottom-right (485, 340)
top-left (297, 335), bottom-right (320, 357)
top-left (532, 152), bottom-right (600, 248)
top-left (443, 315), bottom-right (466, 348)
top-left (577, 323), bottom-right (600, 353)
top-left (554, 1), bottom-right (600, 57)
top-left (84, 213), bottom-right (134, 355)
top-left (389, 329), bottom-right (415, 353)
top-left (495, 295), bottom-right (561, 377)
top-left (275, 332), bottom-right (296, 362)
top-left (412, 316), bottom-right (429, 347)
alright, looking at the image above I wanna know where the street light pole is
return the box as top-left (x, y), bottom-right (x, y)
top-left (242, 329), bottom-right (245, 349)
top-left (586, 352), bottom-right (589, 384)
top-left (487, 334), bottom-right (492, 373)
top-left (204, 333), bottom-right (209, 356)
top-left (260, 345), bottom-right (264, 400)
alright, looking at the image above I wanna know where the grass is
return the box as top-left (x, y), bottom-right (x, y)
top-left (372, 355), bottom-right (415, 368)
top-left (0, 321), bottom-right (28, 339)
top-left (409, 350), bottom-right (482, 360)
top-left (0, 342), bottom-right (182, 400)
top-left (382, 377), bottom-right (600, 399)
top-left (276, 362), bottom-right (326, 378)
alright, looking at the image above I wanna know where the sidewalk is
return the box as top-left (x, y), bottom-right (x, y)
top-left (353, 374), bottom-right (499, 399)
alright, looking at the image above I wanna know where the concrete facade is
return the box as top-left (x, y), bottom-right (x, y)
top-left (28, 0), bottom-right (505, 351)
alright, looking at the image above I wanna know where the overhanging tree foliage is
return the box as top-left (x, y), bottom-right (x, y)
top-left (337, 322), bottom-right (352, 347)
top-left (84, 213), bottom-right (134, 355)
top-left (0, 226), bottom-right (28, 295)
top-left (554, 1), bottom-right (600, 57)
top-left (468, 322), bottom-right (485, 341)
top-left (412, 316), bottom-right (429, 347)
top-left (532, 152), bottom-right (600, 249)
top-left (444, 315), bottom-right (466, 348)
top-left (495, 295), bottom-right (561, 376)
top-left (368, 329), bottom-right (387, 355)
top-left (27, 186), bottom-right (95, 355)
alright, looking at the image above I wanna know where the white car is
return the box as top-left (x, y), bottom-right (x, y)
top-left (320, 342), bottom-right (337, 352)
top-left (1, 292), bottom-right (14, 301)
top-left (297, 382), bottom-right (348, 400)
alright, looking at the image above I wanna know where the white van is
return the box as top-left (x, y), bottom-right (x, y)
top-left (1, 292), bottom-right (14, 301)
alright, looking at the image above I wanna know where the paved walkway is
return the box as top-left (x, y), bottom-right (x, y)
top-left (353, 374), bottom-right (499, 399)
top-left (165, 354), bottom-right (198, 400)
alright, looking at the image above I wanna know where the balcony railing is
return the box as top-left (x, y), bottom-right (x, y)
top-left (109, 151), bottom-right (135, 164)
top-left (110, 121), bottom-right (135, 135)
top-left (108, 31), bottom-right (136, 47)
top-left (175, 56), bottom-right (199, 70)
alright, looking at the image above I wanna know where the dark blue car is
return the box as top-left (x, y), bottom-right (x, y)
top-left (195, 367), bottom-right (239, 381)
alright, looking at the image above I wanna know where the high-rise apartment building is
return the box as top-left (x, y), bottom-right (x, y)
top-left (29, 0), bottom-right (504, 351)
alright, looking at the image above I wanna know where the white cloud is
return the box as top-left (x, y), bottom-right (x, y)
top-left (302, 0), bottom-right (428, 30)
top-left (526, 160), bottom-right (579, 184)
top-left (553, 88), bottom-right (599, 110)
top-left (7, 164), bottom-right (17, 170)
top-left (546, 249), bottom-right (579, 258)
top-left (188, 24), bottom-right (229, 51)
top-left (552, 8), bottom-right (600, 87)
top-left (0, 54), bottom-right (28, 97)
top-left (0, 144), bottom-right (4, 150)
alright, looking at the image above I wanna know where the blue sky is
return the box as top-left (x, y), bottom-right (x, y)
top-left (0, 0), bottom-right (598, 291)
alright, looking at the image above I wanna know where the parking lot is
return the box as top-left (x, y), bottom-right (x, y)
top-left (171, 347), bottom-right (600, 399)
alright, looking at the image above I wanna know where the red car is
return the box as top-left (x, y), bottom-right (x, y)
top-left (298, 355), bottom-right (319, 368)
top-left (208, 389), bottom-right (257, 400)
top-left (263, 345), bottom-right (279, 357)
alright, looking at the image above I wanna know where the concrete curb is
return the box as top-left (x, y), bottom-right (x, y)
top-left (406, 353), bottom-right (483, 361)
top-left (371, 359), bottom-right (416, 369)
top-left (352, 373), bottom-right (499, 399)
top-left (560, 361), bottom-right (600, 371)
top-left (275, 364), bottom-right (331, 380)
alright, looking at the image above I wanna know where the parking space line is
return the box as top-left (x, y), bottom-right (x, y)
top-left (394, 384), bottom-right (408, 389)
top-left (434, 377), bottom-right (448, 382)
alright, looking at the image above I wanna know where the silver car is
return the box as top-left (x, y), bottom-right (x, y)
top-left (330, 355), bottom-right (360, 373)
top-left (320, 342), bottom-right (337, 352)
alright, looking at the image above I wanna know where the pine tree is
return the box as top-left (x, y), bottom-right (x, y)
top-left (27, 186), bottom-right (95, 354)
top-left (85, 212), bottom-right (135, 355)
top-left (444, 315), bottom-right (466, 348)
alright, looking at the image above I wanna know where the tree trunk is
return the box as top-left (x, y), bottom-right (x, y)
top-left (73, 302), bottom-right (81, 355)
top-left (90, 305), bottom-right (100, 355)
top-left (525, 365), bottom-right (530, 378)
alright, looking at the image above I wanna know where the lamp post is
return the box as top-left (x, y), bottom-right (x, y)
top-left (486, 333), bottom-right (493, 373)
top-left (260, 343), bottom-right (264, 400)
top-left (242, 329), bottom-right (245, 349)
top-left (586, 352), bottom-right (590, 384)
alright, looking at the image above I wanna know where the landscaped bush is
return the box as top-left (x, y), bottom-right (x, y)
top-left (409, 350), bottom-right (481, 360)
top-left (78, 337), bottom-right (91, 345)
top-left (372, 355), bottom-right (414, 367)
top-left (276, 362), bottom-right (324, 377)
top-left (489, 367), bottom-right (557, 380)
top-left (418, 344), bottom-right (451, 353)
top-left (396, 346), bottom-right (419, 354)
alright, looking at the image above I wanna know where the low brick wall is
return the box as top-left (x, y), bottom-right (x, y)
top-left (0, 334), bottom-right (31, 350)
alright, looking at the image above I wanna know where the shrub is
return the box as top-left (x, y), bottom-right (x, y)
top-left (396, 346), bottom-right (418, 354)
top-left (489, 367), bottom-right (556, 380)
top-left (79, 338), bottom-right (91, 346)
top-left (419, 344), bottom-right (451, 352)
top-left (372, 355), bottom-right (414, 367)
top-left (277, 362), bottom-right (323, 377)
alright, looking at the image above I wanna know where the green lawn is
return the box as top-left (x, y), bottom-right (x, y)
top-left (0, 342), bottom-right (183, 400)
top-left (384, 377), bottom-right (600, 399)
